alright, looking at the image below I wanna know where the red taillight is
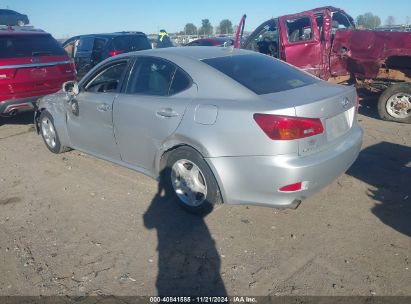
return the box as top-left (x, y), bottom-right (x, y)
top-left (253, 114), bottom-right (324, 140)
top-left (0, 68), bottom-right (17, 79)
top-left (109, 50), bottom-right (126, 57)
top-left (279, 182), bottom-right (302, 192)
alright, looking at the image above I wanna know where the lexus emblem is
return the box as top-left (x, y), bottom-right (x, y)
top-left (31, 57), bottom-right (41, 63)
top-left (341, 97), bottom-right (350, 109)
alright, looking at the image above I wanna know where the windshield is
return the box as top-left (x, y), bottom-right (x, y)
top-left (202, 54), bottom-right (319, 95)
top-left (0, 34), bottom-right (66, 58)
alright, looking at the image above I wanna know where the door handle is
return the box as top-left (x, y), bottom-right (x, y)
top-left (97, 103), bottom-right (111, 112)
top-left (156, 108), bottom-right (179, 118)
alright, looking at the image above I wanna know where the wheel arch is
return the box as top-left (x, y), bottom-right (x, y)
top-left (157, 141), bottom-right (226, 205)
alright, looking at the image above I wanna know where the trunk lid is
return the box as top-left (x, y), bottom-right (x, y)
top-left (260, 81), bottom-right (357, 155)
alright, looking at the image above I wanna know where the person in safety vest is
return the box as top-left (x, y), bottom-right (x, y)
top-left (156, 29), bottom-right (173, 48)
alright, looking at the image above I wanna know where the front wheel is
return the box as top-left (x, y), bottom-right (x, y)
top-left (164, 147), bottom-right (222, 215)
top-left (17, 20), bottom-right (25, 27)
top-left (39, 111), bottom-right (70, 154)
top-left (378, 83), bottom-right (411, 123)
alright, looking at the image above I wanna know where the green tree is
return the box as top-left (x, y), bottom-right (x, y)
top-left (219, 19), bottom-right (233, 34)
top-left (385, 16), bottom-right (395, 27)
top-left (184, 23), bottom-right (197, 35)
top-left (199, 19), bottom-right (213, 36)
top-left (356, 12), bottom-right (381, 29)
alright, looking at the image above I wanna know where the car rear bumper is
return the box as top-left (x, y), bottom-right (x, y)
top-left (206, 124), bottom-right (363, 208)
top-left (0, 96), bottom-right (40, 115)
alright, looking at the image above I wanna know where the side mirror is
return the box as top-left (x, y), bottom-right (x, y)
top-left (62, 81), bottom-right (79, 96)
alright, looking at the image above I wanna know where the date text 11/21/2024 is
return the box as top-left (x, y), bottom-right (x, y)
top-left (149, 296), bottom-right (257, 303)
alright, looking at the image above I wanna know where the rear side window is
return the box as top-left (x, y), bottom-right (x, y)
top-left (112, 35), bottom-right (151, 52)
top-left (0, 34), bottom-right (66, 58)
top-left (202, 54), bottom-right (319, 95)
top-left (127, 57), bottom-right (191, 96)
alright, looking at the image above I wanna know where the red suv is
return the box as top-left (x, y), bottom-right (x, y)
top-left (0, 26), bottom-right (76, 116)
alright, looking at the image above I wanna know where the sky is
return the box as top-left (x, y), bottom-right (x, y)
top-left (2, 0), bottom-right (411, 39)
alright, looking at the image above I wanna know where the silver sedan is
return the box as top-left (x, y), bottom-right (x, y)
top-left (35, 47), bottom-right (363, 214)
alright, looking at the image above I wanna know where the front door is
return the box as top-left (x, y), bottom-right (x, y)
top-left (113, 56), bottom-right (195, 172)
top-left (279, 12), bottom-right (322, 77)
top-left (66, 59), bottom-right (129, 160)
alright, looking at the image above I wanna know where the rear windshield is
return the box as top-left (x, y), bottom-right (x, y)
top-left (0, 34), bottom-right (66, 58)
top-left (112, 35), bottom-right (151, 52)
top-left (202, 54), bottom-right (319, 95)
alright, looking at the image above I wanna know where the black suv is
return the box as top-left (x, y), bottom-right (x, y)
top-left (63, 32), bottom-right (151, 78)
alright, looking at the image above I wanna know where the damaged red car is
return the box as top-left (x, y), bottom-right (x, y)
top-left (239, 6), bottom-right (411, 123)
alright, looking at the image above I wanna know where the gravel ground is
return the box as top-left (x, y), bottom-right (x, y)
top-left (0, 97), bottom-right (410, 297)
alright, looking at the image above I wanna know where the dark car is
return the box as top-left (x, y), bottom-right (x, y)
top-left (0, 26), bottom-right (76, 116)
top-left (63, 32), bottom-right (151, 78)
top-left (185, 37), bottom-right (233, 47)
top-left (0, 9), bottom-right (29, 26)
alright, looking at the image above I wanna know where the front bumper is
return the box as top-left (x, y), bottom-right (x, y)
top-left (206, 125), bottom-right (363, 209)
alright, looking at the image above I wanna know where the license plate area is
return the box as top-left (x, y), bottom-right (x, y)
top-left (326, 106), bottom-right (355, 142)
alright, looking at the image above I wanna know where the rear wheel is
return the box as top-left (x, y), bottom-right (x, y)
top-left (378, 83), bottom-right (411, 123)
top-left (39, 111), bottom-right (69, 154)
top-left (164, 147), bottom-right (222, 215)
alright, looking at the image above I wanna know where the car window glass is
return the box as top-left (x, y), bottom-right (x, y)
top-left (331, 12), bottom-right (355, 35)
top-left (315, 14), bottom-right (324, 39)
top-left (127, 57), bottom-right (175, 96)
top-left (112, 35), bottom-right (151, 52)
top-left (286, 16), bottom-right (313, 43)
top-left (202, 54), bottom-right (318, 95)
top-left (248, 20), bottom-right (279, 57)
top-left (77, 37), bottom-right (94, 52)
top-left (169, 68), bottom-right (191, 95)
top-left (199, 40), bottom-right (213, 46)
top-left (85, 62), bottom-right (127, 93)
top-left (64, 41), bottom-right (75, 57)
top-left (189, 41), bottom-right (199, 46)
top-left (0, 34), bottom-right (65, 58)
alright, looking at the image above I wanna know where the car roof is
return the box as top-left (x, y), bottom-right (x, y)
top-left (63, 32), bottom-right (147, 45)
top-left (123, 46), bottom-right (251, 61)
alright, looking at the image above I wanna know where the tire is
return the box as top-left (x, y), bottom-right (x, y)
top-left (163, 147), bottom-right (222, 215)
top-left (378, 83), bottom-right (411, 123)
top-left (17, 20), bottom-right (25, 27)
top-left (39, 111), bottom-right (69, 154)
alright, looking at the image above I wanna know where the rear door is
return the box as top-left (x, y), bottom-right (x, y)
top-left (279, 12), bottom-right (322, 77)
top-left (0, 33), bottom-right (75, 101)
top-left (113, 56), bottom-right (194, 171)
top-left (66, 59), bottom-right (131, 160)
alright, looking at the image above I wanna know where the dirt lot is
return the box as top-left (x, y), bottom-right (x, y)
top-left (0, 97), bottom-right (410, 297)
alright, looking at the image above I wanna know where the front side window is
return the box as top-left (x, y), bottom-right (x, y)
top-left (286, 16), bottom-right (313, 43)
top-left (202, 54), bottom-right (319, 95)
top-left (246, 20), bottom-right (279, 58)
top-left (85, 62), bottom-right (128, 93)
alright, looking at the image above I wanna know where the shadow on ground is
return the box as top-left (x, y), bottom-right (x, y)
top-left (347, 141), bottom-right (411, 237)
top-left (143, 170), bottom-right (226, 296)
top-left (0, 112), bottom-right (34, 126)
top-left (357, 89), bottom-right (381, 120)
